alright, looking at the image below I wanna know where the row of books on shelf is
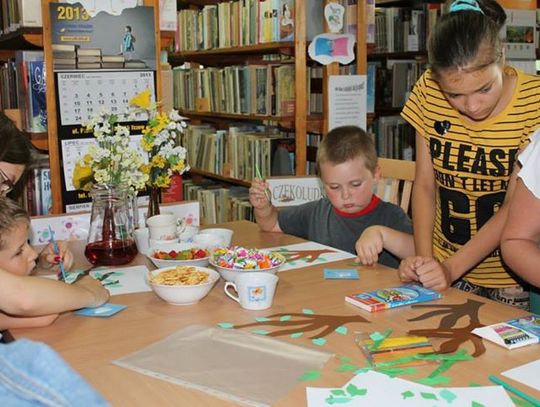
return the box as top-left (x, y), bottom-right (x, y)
top-left (0, 51), bottom-right (47, 133)
top-left (0, 0), bottom-right (41, 35)
top-left (173, 63), bottom-right (295, 117)
top-left (182, 124), bottom-right (296, 181)
top-left (176, 0), bottom-right (296, 52)
top-left (22, 165), bottom-right (52, 217)
top-left (183, 178), bottom-right (253, 224)
top-left (51, 44), bottom-right (146, 70)
top-left (368, 115), bottom-right (415, 161)
top-left (373, 3), bottom-right (444, 54)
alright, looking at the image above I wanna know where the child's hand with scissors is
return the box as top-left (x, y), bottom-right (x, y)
top-left (36, 241), bottom-right (74, 272)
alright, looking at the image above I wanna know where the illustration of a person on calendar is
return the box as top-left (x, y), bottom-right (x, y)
top-left (121, 25), bottom-right (135, 60)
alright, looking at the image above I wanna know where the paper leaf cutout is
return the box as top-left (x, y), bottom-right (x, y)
top-left (217, 322), bottom-right (234, 329)
top-left (290, 332), bottom-right (303, 338)
top-left (420, 392), bottom-right (438, 400)
top-left (303, 308), bottom-right (314, 315)
top-left (335, 326), bottom-right (348, 335)
top-left (298, 370), bottom-right (322, 381)
top-left (255, 317), bottom-right (271, 322)
top-left (402, 390), bottom-right (414, 399)
top-left (439, 389), bottom-right (457, 403)
top-left (345, 384), bottom-right (367, 397)
top-left (280, 315), bottom-right (292, 321)
top-left (312, 338), bottom-right (327, 346)
top-left (252, 329), bottom-right (270, 336)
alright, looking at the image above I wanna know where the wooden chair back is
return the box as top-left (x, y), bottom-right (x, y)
top-left (375, 158), bottom-right (415, 213)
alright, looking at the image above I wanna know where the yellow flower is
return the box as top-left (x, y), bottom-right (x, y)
top-left (83, 154), bottom-right (93, 164)
top-left (155, 175), bottom-right (171, 188)
top-left (151, 155), bottom-right (167, 168)
top-left (172, 161), bottom-right (185, 172)
top-left (140, 163), bottom-right (151, 175)
top-left (72, 162), bottom-right (93, 191)
top-left (141, 137), bottom-right (154, 151)
top-left (129, 89), bottom-right (153, 110)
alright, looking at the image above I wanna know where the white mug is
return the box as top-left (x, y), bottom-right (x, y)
top-left (134, 227), bottom-right (150, 254)
top-left (193, 232), bottom-right (224, 249)
top-left (201, 228), bottom-right (234, 247)
top-left (224, 272), bottom-right (278, 310)
top-left (146, 213), bottom-right (177, 241)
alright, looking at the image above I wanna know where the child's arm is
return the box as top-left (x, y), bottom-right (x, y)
top-left (501, 179), bottom-right (540, 286)
top-left (0, 312), bottom-right (59, 330)
top-left (249, 178), bottom-right (282, 232)
top-left (0, 271), bottom-right (109, 317)
top-left (355, 226), bottom-right (415, 266)
top-left (35, 241), bottom-right (74, 274)
top-left (411, 132), bottom-right (437, 258)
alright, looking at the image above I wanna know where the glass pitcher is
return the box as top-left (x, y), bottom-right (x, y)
top-left (84, 185), bottom-right (138, 266)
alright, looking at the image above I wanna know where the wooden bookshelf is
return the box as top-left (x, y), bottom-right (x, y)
top-left (188, 168), bottom-right (251, 188)
top-left (0, 27), bottom-right (42, 49)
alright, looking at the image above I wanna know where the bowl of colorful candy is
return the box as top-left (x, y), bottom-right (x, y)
top-left (209, 246), bottom-right (286, 282)
top-left (147, 242), bottom-right (211, 268)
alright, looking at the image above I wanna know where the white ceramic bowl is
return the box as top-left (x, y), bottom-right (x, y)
top-left (209, 248), bottom-right (286, 282)
top-left (148, 266), bottom-right (220, 305)
top-left (199, 228), bottom-right (234, 247)
top-left (147, 242), bottom-right (211, 269)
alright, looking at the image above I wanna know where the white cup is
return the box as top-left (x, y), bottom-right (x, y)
top-left (193, 233), bottom-right (224, 249)
top-left (201, 228), bottom-right (234, 247)
top-left (224, 272), bottom-right (278, 310)
top-left (177, 224), bottom-right (200, 243)
top-left (134, 227), bottom-right (150, 254)
top-left (146, 214), bottom-right (177, 241)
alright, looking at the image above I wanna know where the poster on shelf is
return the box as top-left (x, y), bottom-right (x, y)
top-left (328, 75), bottom-right (367, 132)
top-left (50, 3), bottom-right (156, 71)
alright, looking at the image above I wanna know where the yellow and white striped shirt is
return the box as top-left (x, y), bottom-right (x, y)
top-left (402, 67), bottom-right (540, 287)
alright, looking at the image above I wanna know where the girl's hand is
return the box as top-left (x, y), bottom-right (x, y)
top-left (355, 226), bottom-right (384, 266)
top-left (398, 256), bottom-right (425, 282)
top-left (249, 178), bottom-right (271, 210)
top-left (37, 241), bottom-right (74, 272)
top-left (414, 258), bottom-right (452, 291)
top-left (75, 276), bottom-right (110, 307)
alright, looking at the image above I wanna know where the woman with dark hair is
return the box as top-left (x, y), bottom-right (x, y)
top-left (0, 111), bottom-right (32, 197)
top-left (398, 0), bottom-right (540, 310)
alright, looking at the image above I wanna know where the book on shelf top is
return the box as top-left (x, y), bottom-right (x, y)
top-left (76, 48), bottom-right (102, 57)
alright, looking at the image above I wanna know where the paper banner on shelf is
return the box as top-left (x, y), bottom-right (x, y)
top-left (328, 74), bottom-right (367, 132)
top-left (263, 242), bottom-right (356, 272)
top-left (306, 370), bottom-right (514, 407)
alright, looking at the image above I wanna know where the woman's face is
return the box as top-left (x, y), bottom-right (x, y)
top-left (437, 63), bottom-right (506, 122)
top-left (0, 162), bottom-right (25, 196)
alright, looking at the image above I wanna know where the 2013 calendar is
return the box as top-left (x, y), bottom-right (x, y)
top-left (56, 70), bottom-right (155, 126)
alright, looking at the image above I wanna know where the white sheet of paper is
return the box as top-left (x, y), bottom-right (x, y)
top-left (328, 75), bottom-right (367, 132)
top-left (307, 371), bottom-right (514, 407)
top-left (264, 242), bottom-right (356, 272)
top-left (502, 358), bottom-right (540, 391)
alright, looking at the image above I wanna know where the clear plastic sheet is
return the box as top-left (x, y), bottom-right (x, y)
top-left (114, 325), bottom-right (333, 406)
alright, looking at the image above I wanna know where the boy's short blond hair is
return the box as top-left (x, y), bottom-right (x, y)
top-left (316, 125), bottom-right (378, 174)
top-left (0, 198), bottom-right (30, 250)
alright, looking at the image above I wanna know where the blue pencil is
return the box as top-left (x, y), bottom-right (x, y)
top-left (48, 226), bottom-right (66, 282)
top-left (488, 375), bottom-right (540, 406)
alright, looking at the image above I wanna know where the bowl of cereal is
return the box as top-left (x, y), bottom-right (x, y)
top-left (147, 242), bottom-right (211, 269)
top-left (209, 246), bottom-right (286, 282)
top-left (148, 265), bottom-right (220, 305)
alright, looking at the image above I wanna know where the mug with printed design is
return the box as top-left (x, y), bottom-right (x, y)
top-left (224, 272), bottom-right (278, 310)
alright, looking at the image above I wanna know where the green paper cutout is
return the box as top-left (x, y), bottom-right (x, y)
top-left (302, 308), bottom-right (314, 315)
top-left (217, 322), bottom-right (234, 329)
top-left (290, 332), bottom-right (303, 338)
top-left (415, 349), bottom-right (473, 362)
top-left (330, 389), bottom-right (347, 396)
top-left (402, 390), bottom-right (414, 399)
top-left (335, 326), bottom-right (348, 335)
top-left (420, 392), bottom-right (438, 401)
top-left (510, 395), bottom-right (536, 407)
top-left (336, 363), bottom-right (359, 372)
top-left (369, 328), bottom-right (393, 351)
top-left (280, 315), bottom-right (292, 321)
top-left (378, 367), bottom-right (417, 377)
top-left (375, 356), bottom-right (417, 368)
top-left (354, 367), bottom-right (373, 375)
top-left (345, 384), bottom-right (367, 397)
top-left (312, 337), bottom-right (327, 346)
top-left (471, 402), bottom-right (485, 407)
top-left (418, 376), bottom-right (451, 386)
top-left (428, 359), bottom-right (456, 379)
top-left (298, 370), bottom-right (322, 381)
top-left (252, 329), bottom-right (269, 335)
top-left (324, 396), bottom-right (351, 404)
top-left (255, 317), bottom-right (271, 322)
top-left (339, 356), bottom-right (352, 362)
top-left (439, 389), bottom-right (457, 404)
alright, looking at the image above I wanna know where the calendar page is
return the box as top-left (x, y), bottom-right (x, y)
top-left (56, 70), bottom-right (155, 126)
top-left (61, 135), bottom-right (146, 192)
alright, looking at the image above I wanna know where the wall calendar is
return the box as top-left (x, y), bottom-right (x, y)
top-left (56, 70), bottom-right (155, 126)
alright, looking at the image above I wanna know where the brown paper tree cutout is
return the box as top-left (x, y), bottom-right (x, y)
top-left (406, 299), bottom-right (486, 357)
top-left (277, 248), bottom-right (337, 263)
top-left (234, 313), bottom-right (370, 338)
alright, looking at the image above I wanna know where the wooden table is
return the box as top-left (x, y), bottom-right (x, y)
top-left (13, 221), bottom-right (540, 406)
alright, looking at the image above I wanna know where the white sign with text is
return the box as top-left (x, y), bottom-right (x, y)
top-left (266, 177), bottom-right (325, 207)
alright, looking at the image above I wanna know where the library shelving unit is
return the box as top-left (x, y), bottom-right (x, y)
top-left (170, 0), bottom-right (308, 184)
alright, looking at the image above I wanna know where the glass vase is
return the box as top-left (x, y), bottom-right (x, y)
top-left (85, 185), bottom-right (138, 266)
top-left (147, 185), bottom-right (161, 218)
